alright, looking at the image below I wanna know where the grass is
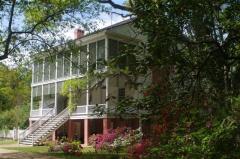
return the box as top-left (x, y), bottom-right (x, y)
top-left (4, 146), bottom-right (49, 153)
top-left (2, 146), bottom-right (127, 159)
top-left (0, 139), bottom-right (17, 145)
top-left (50, 152), bottom-right (126, 159)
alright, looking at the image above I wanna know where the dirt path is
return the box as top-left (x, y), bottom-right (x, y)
top-left (0, 148), bottom-right (18, 154)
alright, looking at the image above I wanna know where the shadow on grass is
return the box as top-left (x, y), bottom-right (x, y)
top-left (2, 146), bottom-right (127, 159)
top-left (49, 152), bottom-right (127, 159)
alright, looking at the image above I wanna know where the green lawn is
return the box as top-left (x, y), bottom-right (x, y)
top-left (0, 139), bottom-right (17, 145)
top-left (4, 146), bottom-right (49, 153)
top-left (2, 146), bottom-right (127, 159)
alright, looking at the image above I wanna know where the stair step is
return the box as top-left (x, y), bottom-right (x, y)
top-left (20, 141), bottom-right (34, 145)
top-left (20, 109), bottom-right (70, 145)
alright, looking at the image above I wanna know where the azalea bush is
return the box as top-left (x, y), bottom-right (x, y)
top-left (88, 127), bottom-right (144, 154)
top-left (47, 139), bottom-right (83, 156)
top-left (61, 140), bottom-right (83, 156)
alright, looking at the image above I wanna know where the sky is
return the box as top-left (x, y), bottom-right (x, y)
top-left (2, 0), bottom-right (128, 66)
top-left (65, 0), bottom-right (128, 39)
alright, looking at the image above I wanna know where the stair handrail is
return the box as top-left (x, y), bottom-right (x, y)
top-left (18, 107), bottom-right (54, 143)
top-left (31, 107), bottom-right (70, 143)
top-left (39, 107), bottom-right (69, 131)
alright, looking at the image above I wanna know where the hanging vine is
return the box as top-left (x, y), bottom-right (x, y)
top-left (61, 77), bottom-right (88, 113)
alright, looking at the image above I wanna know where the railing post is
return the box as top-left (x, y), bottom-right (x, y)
top-left (17, 127), bottom-right (19, 143)
top-left (86, 105), bottom-right (88, 115)
top-left (18, 132), bottom-right (20, 144)
top-left (32, 134), bottom-right (34, 146)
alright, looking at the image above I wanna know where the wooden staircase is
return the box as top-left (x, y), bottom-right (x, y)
top-left (19, 108), bottom-right (69, 145)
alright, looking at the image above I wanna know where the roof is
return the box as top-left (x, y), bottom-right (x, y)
top-left (31, 18), bottom-right (135, 59)
top-left (74, 18), bottom-right (135, 40)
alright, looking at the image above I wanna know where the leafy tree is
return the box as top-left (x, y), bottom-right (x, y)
top-left (0, 0), bottom-right (106, 61)
top-left (0, 63), bottom-right (31, 129)
top-left (91, 0), bottom-right (240, 158)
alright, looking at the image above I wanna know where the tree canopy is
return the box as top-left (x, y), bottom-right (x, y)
top-left (0, 0), bottom-right (106, 61)
top-left (93, 0), bottom-right (240, 158)
top-left (122, 1), bottom-right (240, 158)
top-left (0, 62), bottom-right (31, 129)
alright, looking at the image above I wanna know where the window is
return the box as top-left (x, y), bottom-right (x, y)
top-left (118, 88), bottom-right (125, 102)
top-left (43, 83), bottom-right (55, 108)
top-left (32, 86), bottom-right (42, 110)
top-left (97, 40), bottom-right (105, 70)
top-left (118, 42), bottom-right (127, 69)
top-left (44, 57), bottom-right (50, 81)
top-left (57, 53), bottom-right (63, 78)
top-left (72, 50), bottom-right (79, 75)
top-left (64, 53), bottom-right (71, 77)
top-left (89, 42), bottom-right (96, 70)
top-left (108, 39), bottom-right (118, 59)
top-left (50, 57), bottom-right (56, 79)
top-left (57, 82), bottom-right (64, 93)
top-left (33, 62), bottom-right (38, 83)
top-left (38, 61), bottom-right (43, 82)
top-left (33, 60), bottom-right (43, 83)
top-left (108, 39), bottom-right (136, 69)
top-left (80, 46), bottom-right (87, 74)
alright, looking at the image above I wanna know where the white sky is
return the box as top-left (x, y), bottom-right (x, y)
top-left (65, 0), bottom-right (128, 39)
top-left (64, 13), bottom-right (128, 39)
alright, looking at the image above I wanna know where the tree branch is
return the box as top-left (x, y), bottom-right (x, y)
top-left (12, 8), bottom-right (64, 35)
top-left (109, 11), bottom-right (132, 18)
top-left (0, 0), bottom-right (16, 60)
top-left (98, 0), bottom-right (130, 11)
top-left (0, 7), bottom-right (65, 61)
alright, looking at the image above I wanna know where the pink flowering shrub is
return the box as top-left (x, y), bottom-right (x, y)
top-left (88, 127), bottom-right (144, 155)
top-left (61, 140), bottom-right (83, 156)
top-left (88, 127), bottom-right (150, 158)
top-left (89, 127), bottom-right (131, 151)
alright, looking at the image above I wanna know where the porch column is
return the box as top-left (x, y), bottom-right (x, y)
top-left (84, 119), bottom-right (89, 145)
top-left (52, 131), bottom-right (56, 141)
top-left (103, 118), bottom-right (111, 134)
top-left (30, 63), bottom-right (34, 115)
top-left (41, 59), bottom-right (45, 116)
top-left (105, 37), bottom-right (109, 110)
top-left (68, 120), bottom-right (75, 141)
top-left (54, 54), bottom-right (58, 115)
top-left (29, 120), bottom-right (32, 128)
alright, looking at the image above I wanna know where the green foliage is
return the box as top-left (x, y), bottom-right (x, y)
top-left (23, 0), bottom-right (104, 29)
top-left (0, 104), bottom-right (30, 130)
top-left (89, 0), bottom-right (240, 158)
top-left (61, 78), bottom-right (87, 112)
top-left (0, 63), bottom-right (31, 130)
top-left (146, 116), bottom-right (240, 159)
top-left (0, 0), bottom-right (108, 61)
top-left (61, 140), bottom-right (83, 156)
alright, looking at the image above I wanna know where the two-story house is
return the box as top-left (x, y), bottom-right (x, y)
top-left (19, 19), bottom-right (147, 146)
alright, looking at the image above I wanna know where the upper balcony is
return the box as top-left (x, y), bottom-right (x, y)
top-left (32, 37), bottom-right (136, 86)
top-left (32, 39), bottom-right (106, 85)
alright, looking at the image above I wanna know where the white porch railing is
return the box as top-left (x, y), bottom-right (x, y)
top-left (42, 108), bottom-right (55, 116)
top-left (30, 108), bottom-right (55, 117)
top-left (30, 104), bottom-right (106, 117)
top-left (72, 104), bottom-right (106, 115)
top-left (30, 109), bottom-right (41, 117)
